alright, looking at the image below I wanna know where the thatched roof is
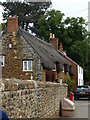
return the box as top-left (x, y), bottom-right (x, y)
top-left (18, 27), bottom-right (71, 71)
top-left (1, 27), bottom-right (73, 73)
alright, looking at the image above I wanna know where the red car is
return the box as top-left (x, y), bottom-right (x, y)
top-left (74, 85), bottom-right (90, 100)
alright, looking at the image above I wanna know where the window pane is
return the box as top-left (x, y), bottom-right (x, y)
top-left (24, 61), bottom-right (27, 70)
top-left (0, 56), bottom-right (4, 66)
top-left (28, 61), bottom-right (32, 71)
top-left (79, 67), bottom-right (80, 73)
top-left (1, 56), bottom-right (3, 65)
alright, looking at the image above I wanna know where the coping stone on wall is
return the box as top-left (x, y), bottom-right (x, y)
top-left (0, 79), bottom-right (46, 91)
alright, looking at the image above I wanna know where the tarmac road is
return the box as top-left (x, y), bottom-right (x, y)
top-left (73, 98), bottom-right (89, 118)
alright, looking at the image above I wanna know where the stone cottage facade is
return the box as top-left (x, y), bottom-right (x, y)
top-left (1, 17), bottom-right (74, 83)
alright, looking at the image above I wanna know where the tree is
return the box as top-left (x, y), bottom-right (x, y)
top-left (1, 1), bottom-right (52, 32)
top-left (84, 34), bottom-right (90, 84)
top-left (38, 9), bottom-right (65, 42)
top-left (63, 17), bottom-right (88, 64)
top-left (38, 9), bottom-right (89, 83)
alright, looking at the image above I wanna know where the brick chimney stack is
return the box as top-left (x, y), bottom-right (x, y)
top-left (49, 33), bottom-right (58, 50)
top-left (59, 42), bottom-right (63, 52)
top-left (7, 16), bottom-right (18, 33)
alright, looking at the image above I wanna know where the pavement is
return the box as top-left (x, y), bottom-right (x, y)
top-left (52, 98), bottom-right (90, 119)
top-left (73, 98), bottom-right (89, 118)
top-left (62, 98), bottom-right (90, 119)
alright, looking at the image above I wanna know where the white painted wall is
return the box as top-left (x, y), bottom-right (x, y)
top-left (88, 1), bottom-right (90, 32)
top-left (78, 65), bottom-right (84, 86)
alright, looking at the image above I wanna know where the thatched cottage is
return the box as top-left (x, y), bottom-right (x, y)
top-left (0, 17), bottom-right (74, 82)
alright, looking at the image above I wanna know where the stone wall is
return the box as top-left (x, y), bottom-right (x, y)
top-left (0, 79), bottom-right (68, 118)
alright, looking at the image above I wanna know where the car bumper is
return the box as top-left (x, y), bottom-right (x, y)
top-left (74, 94), bottom-right (90, 98)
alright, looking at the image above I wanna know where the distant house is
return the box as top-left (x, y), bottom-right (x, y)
top-left (59, 42), bottom-right (84, 89)
top-left (0, 17), bottom-right (74, 83)
top-left (78, 65), bottom-right (83, 86)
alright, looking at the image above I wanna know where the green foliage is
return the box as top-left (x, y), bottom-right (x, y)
top-left (38, 9), bottom-right (65, 42)
top-left (65, 76), bottom-right (76, 94)
top-left (0, 23), bottom-right (6, 33)
top-left (84, 38), bottom-right (90, 83)
top-left (38, 9), bottom-right (90, 83)
top-left (64, 17), bottom-right (88, 67)
top-left (1, 1), bottom-right (51, 32)
top-left (88, 81), bottom-right (90, 86)
top-left (1, 22), bottom-right (6, 30)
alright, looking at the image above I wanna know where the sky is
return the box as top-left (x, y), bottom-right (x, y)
top-left (0, 0), bottom-right (90, 23)
top-left (52, 0), bottom-right (89, 21)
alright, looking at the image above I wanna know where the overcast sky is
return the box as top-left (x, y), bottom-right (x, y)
top-left (0, 0), bottom-right (90, 23)
top-left (52, 0), bottom-right (89, 21)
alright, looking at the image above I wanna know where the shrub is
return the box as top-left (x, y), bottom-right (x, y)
top-left (65, 76), bottom-right (76, 95)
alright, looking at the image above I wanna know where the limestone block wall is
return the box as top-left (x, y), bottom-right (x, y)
top-left (0, 79), bottom-right (67, 118)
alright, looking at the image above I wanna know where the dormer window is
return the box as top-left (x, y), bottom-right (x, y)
top-left (0, 55), bottom-right (5, 67)
top-left (23, 60), bottom-right (33, 71)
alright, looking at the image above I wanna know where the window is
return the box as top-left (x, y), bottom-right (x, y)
top-left (23, 60), bottom-right (32, 71)
top-left (79, 67), bottom-right (80, 73)
top-left (79, 79), bottom-right (80, 86)
top-left (81, 68), bottom-right (83, 74)
top-left (0, 55), bottom-right (5, 67)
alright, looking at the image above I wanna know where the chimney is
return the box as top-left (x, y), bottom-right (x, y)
top-left (49, 33), bottom-right (58, 50)
top-left (59, 42), bottom-right (63, 52)
top-left (7, 16), bottom-right (18, 33)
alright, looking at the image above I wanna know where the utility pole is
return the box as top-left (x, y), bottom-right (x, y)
top-left (88, 1), bottom-right (90, 32)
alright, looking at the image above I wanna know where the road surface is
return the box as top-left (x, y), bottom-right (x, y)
top-left (73, 98), bottom-right (89, 118)
top-left (53, 98), bottom-right (90, 119)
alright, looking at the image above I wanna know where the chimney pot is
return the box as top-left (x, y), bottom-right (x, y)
top-left (50, 33), bottom-right (52, 38)
top-left (60, 42), bottom-right (62, 47)
top-left (53, 34), bottom-right (55, 38)
top-left (59, 42), bottom-right (63, 52)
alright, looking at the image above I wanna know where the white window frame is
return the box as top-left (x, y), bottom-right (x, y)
top-left (81, 68), bottom-right (83, 74)
top-left (23, 60), bottom-right (33, 72)
top-left (0, 55), bottom-right (5, 67)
